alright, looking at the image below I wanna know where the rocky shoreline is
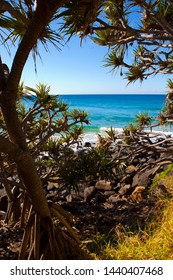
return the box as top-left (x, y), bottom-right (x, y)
top-left (45, 131), bottom-right (173, 205)
top-left (1, 130), bottom-right (173, 259)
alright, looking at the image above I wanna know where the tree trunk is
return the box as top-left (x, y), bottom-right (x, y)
top-left (0, 0), bottom-right (85, 259)
top-left (0, 0), bottom-right (69, 219)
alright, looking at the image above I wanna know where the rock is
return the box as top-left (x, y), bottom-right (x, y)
top-left (131, 159), bottom-right (139, 165)
top-left (132, 173), bottom-right (150, 188)
top-left (121, 174), bottom-right (134, 185)
top-left (132, 167), bottom-right (159, 188)
top-left (132, 174), bottom-right (140, 187)
top-left (84, 142), bottom-right (92, 147)
top-left (66, 194), bottom-right (72, 203)
top-left (148, 151), bottom-right (154, 156)
top-left (125, 165), bottom-right (138, 174)
top-left (47, 184), bottom-right (54, 191)
top-left (140, 158), bottom-right (147, 163)
top-left (84, 186), bottom-right (96, 202)
top-left (130, 186), bottom-right (146, 203)
top-left (95, 180), bottom-right (112, 191)
top-left (118, 184), bottom-right (134, 196)
top-left (108, 194), bottom-right (127, 203)
top-left (147, 158), bottom-right (155, 164)
top-left (104, 190), bottom-right (116, 197)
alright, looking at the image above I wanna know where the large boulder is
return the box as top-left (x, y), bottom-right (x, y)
top-left (132, 167), bottom-right (159, 188)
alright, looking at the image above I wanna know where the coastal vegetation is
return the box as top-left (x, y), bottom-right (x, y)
top-left (0, 0), bottom-right (173, 260)
top-left (90, 165), bottom-right (173, 260)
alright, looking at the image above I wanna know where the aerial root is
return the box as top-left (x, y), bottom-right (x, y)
top-left (5, 196), bottom-right (21, 224)
top-left (18, 201), bottom-right (80, 259)
top-left (48, 201), bottom-right (79, 244)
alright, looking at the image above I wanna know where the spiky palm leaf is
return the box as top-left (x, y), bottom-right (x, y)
top-left (104, 50), bottom-right (124, 71)
top-left (60, 0), bottom-right (104, 39)
top-left (92, 29), bottom-right (114, 46)
top-left (126, 65), bottom-right (145, 84)
top-left (135, 112), bottom-right (151, 127)
top-left (0, 4), bottom-right (62, 67)
top-left (25, 83), bottom-right (59, 108)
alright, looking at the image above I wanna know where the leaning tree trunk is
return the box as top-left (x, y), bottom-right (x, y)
top-left (0, 0), bottom-right (86, 259)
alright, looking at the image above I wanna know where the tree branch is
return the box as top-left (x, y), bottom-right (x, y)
top-left (0, 135), bottom-right (22, 158)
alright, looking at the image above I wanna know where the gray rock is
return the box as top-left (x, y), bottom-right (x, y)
top-left (132, 173), bottom-right (150, 188)
top-left (132, 166), bottom-right (159, 188)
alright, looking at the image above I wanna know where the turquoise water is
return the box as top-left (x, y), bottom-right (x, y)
top-left (24, 93), bottom-right (169, 143)
top-left (60, 94), bottom-right (167, 133)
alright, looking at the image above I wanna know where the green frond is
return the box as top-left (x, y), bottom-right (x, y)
top-left (135, 112), bottom-right (151, 127)
top-left (123, 123), bottom-right (138, 135)
top-left (167, 78), bottom-right (173, 91)
top-left (105, 125), bottom-right (117, 142)
top-left (17, 102), bottom-right (27, 119)
top-left (104, 50), bottom-right (124, 71)
top-left (61, 0), bottom-right (104, 39)
top-left (125, 65), bottom-right (145, 84)
top-left (157, 112), bottom-right (167, 125)
top-left (70, 109), bottom-right (89, 124)
top-left (133, 45), bottom-right (145, 57)
top-left (0, 9), bottom-right (63, 67)
top-left (92, 29), bottom-right (113, 46)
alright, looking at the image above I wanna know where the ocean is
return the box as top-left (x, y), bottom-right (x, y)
top-left (59, 94), bottom-right (169, 143)
top-left (24, 93), bottom-right (170, 143)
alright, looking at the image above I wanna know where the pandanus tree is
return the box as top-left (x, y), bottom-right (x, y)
top-left (0, 0), bottom-right (98, 260)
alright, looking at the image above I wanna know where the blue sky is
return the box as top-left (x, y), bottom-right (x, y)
top-left (1, 35), bottom-right (168, 95)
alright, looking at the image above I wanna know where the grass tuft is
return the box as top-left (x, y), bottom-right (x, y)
top-left (89, 165), bottom-right (173, 260)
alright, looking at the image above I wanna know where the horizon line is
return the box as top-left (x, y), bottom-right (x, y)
top-left (58, 92), bottom-right (166, 95)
